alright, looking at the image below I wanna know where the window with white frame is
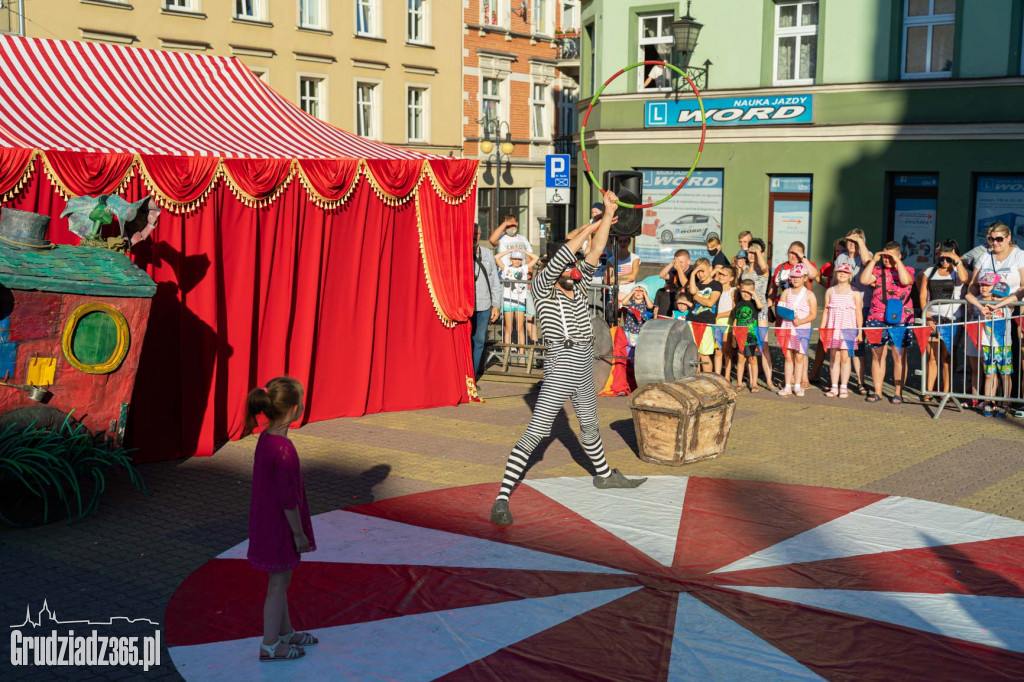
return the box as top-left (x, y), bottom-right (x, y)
top-left (556, 87), bottom-right (577, 137)
top-left (235, 0), bottom-right (264, 20)
top-left (408, 0), bottom-right (427, 43)
top-left (299, 0), bottom-right (325, 29)
top-left (481, 77), bottom-right (501, 126)
top-left (902, 0), bottom-right (955, 78)
top-left (165, 0), bottom-right (197, 11)
top-left (531, 83), bottom-right (547, 138)
top-left (561, 1), bottom-right (579, 31)
top-left (774, 1), bottom-right (818, 85)
top-left (407, 86), bottom-right (427, 142)
top-left (532, 0), bottom-right (552, 36)
top-left (356, 81), bottom-right (378, 138)
top-left (299, 76), bottom-right (325, 119)
top-left (481, 0), bottom-right (505, 28)
top-left (638, 13), bottom-right (673, 90)
top-left (356, 0), bottom-right (377, 36)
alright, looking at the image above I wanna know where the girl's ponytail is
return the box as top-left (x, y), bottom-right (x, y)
top-left (243, 377), bottom-right (304, 437)
top-left (244, 387), bottom-right (272, 436)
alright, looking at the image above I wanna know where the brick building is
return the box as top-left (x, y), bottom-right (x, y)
top-left (464, 0), bottom-right (582, 250)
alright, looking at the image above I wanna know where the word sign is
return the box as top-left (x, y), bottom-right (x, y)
top-left (545, 154), bottom-right (571, 188)
top-left (646, 95), bottom-right (814, 128)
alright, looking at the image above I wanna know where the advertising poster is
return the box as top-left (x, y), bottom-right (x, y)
top-left (771, 200), bottom-right (811, 273)
top-left (635, 169), bottom-right (724, 264)
top-left (646, 94), bottom-right (814, 128)
top-left (974, 175), bottom-right (1024, 247)
top-left (893, 197), bottom-right (937, 267)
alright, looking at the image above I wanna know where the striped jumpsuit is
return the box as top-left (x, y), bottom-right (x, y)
top-left (496, 245), bottom-right (612, 501)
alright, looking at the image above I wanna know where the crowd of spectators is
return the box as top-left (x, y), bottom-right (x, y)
top-left (471, 211), bottom-right (1024, 416)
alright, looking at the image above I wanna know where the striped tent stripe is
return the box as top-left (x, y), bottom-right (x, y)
top-left (0, 34), bottom-right (433, 160)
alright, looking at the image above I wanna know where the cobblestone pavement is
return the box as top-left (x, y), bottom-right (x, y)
top-left (2, 375), bottom-right (1022, 680)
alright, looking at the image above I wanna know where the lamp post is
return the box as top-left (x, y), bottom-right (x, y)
top-left (669, 0), bottom-right (712, 90)
top-left (477, 117), bottom-right (515, 232)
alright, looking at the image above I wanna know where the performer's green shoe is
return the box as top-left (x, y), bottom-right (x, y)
top-left (490, 499), bottom-right (513, 525)
top-left (593, 469), bottom-right (647, 489)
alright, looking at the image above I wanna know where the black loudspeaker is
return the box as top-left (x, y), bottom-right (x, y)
top-left (602, 171), bottom-right (643, 238)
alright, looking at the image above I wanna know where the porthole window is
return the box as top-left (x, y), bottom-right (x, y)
top-left (61, 303), bottom-right (130, 374)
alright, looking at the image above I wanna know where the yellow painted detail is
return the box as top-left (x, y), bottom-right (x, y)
top-left (26, 357), bottom-right (56, 386)
top-left (61, 302), bottom-right (130, 375)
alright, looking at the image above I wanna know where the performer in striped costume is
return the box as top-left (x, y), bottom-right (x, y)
top-left (491, 190), bottom-right (647, 526)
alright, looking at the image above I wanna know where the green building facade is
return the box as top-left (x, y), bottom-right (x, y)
top-left (578, 0), bottom-right (1024, 270)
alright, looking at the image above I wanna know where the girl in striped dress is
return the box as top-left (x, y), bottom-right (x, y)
top-left (777, 263), bottom-right (817, 396)
top-left (822, 262), bottom-right (864, 398)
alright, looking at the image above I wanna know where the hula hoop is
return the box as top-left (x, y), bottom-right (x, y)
top-left (580, 61), bottom-right (706, 210)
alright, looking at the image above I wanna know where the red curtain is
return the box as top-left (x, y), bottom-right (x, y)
top-left (141, 155), bottom-right (221, 205)
top-left (418, 181), bottom-right (476, 325)
top-left (365, 159), bottom-right (423, 198)
top-left (45, 150), bottom-right (135, 196)
top-left (297, 158), bottom-right (361, 201)
top-left (4, 158), bottom-right (476, 462)
top-left (0, 147), bottom-right (34, 195)
top-left (222, 158), bottom-right (293, 200)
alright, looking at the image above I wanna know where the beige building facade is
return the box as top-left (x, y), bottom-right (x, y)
top-left (3, 0), bottom-right (462, 155)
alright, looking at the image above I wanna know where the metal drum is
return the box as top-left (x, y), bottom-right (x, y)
top-left (591, 315), bottom-right (614, 392)
top-left (633, 319), bottom-right (699, 387)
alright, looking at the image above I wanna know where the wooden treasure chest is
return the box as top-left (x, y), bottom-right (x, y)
top-left (628, 373), bottom-right (737, 465)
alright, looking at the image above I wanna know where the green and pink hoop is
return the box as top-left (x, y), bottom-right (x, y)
top-left (580, 60), bottom-right (707, 210)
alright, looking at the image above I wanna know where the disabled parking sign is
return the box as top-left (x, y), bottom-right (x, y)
top-left (545, 154), bottom-right (570, 188)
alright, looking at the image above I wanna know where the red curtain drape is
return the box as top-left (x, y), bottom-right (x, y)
top-left (222, 158), bottom-right (293, 200)
top-left (4, 158), bottom-right (476, 462)
top-left (297, 158), bottom-right (361, 201)
top-left (45, 150), bottom-right (135, 196)
top-left (0, 147), bottom-right (34, 196)
top-left (364, 159), bottom-right (423, 198)
top-left (141, 155), bottom-right (221, 205)
top-left (418, 185), bottom-right (476, 325)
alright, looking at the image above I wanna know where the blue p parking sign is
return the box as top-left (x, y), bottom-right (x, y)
top-left (545, 154), bottom-right (571, 188)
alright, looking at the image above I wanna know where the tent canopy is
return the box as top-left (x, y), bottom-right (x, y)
top-left (0, 34), bottom-right (428, 160)
top-left (0, 35), bottom-right (478, 462)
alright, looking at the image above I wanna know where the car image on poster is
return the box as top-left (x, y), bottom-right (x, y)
top-left (636, 169), bottom-right (724, 264)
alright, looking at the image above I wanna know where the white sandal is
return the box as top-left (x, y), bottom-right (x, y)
top-left (280, 630), bottom-right (319, 647)
top-left (259, 641), bottom-right (305, 662)
top-left (825, 386), bottom-right (839, 398)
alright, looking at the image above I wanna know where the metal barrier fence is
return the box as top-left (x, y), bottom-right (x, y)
top-left (919, 298), bottom-right (1024, 419)
top-left (483, 281), bottom-right (615, 374)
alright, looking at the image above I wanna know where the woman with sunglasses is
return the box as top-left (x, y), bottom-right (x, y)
top-left (966, 222), bottom-right (1024, 297)
top-left (860, 242), bottom-right (915, 404)
top-left (916, 240), bottom-right (968, 400)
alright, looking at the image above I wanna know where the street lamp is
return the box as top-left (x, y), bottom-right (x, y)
top-left (477, 117), bottom-right (515, 229)
top-left (669, 1), bottom-right (712, 89)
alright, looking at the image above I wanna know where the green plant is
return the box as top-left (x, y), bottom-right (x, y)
top-left (0, 414), bottom-right (145, 526)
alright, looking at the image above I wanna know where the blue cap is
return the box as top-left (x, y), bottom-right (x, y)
top-left (591, 202), bottom-right (604, 212)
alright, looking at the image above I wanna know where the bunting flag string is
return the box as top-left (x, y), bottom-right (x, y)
top-left (887, 325), bottom-right (907, 354)
top-left (732, 325), bottom-right (750, 350)
top-left (819, 327), bottom-right (834, 351)
top-left (992, 319), bottom-right (1007, 344)
top-left (754, 326), bottom-right (769, 351)
top-left (712, 325), bottom-right (726, 349)
top-left (841, 328), bottom-right (859, 357)
top-left (690, 322), bottom-right (708, 348)
top-left (795, 327), bottom-right (812, 354)
top-left (965, 321), bottom-right (982, 348)
top-left (774, 327), bottom-right (792, 350)
top-left (864, 327), bottom-right (885, 346)
top-left (937, 324), bottom-right (955, 353)
top-left (913, 326), bottom-right (932, 354)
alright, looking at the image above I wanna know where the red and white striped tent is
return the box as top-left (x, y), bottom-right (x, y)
top-left (0, 34), bottom-right (478, 462)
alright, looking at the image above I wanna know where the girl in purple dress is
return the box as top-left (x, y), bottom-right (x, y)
top-left (244, 377), bottom-right (318, 663)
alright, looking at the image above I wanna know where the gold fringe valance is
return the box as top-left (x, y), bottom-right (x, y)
top-left (22, 150), bottom-right (477, 215)
top-left (0, 149), bottom-right (38, 204)
top-left (413, 192), bottom-right (457, 328)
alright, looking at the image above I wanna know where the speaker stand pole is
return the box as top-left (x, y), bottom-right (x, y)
top-left (612, 246), bottom-right (620, 324)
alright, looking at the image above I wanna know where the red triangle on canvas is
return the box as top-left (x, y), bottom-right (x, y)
top-left (819, 327), bottom-right (834, 350)
top-left (732, 325), bottom-right (749, 349)
top-left (965, 320), bottom-right (981, 347)
top-left (774, 327), bottom-right (791, 349)
top-left (863, 327), bottom-right (884, 345)
top-left (913, 326), bottom-right (932, 354)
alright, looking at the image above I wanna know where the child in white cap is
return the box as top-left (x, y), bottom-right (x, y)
top-left (822, 261), bottom-right (864, 398)
top-left (495, 249), bottom-right (538, 354)
top-left (777, 262), bottom-right (817, 396)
